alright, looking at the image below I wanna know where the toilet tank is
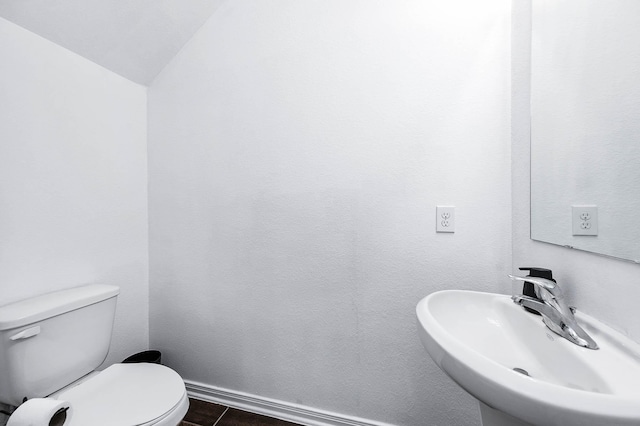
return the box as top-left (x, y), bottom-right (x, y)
top-left (0, 285), bottom-right (119, 406)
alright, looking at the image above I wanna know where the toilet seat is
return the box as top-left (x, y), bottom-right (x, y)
top-left (53, 363), bottom-right (188, 426)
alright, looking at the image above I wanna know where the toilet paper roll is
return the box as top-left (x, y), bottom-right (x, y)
top-left (7, 398), bottom-right (73, 426)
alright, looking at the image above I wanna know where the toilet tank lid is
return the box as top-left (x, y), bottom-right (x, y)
top-left (0, 285), bottom-right (119, 331)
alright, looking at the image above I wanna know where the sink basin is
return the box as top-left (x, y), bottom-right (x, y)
top-left (416, 290), bottom-right (640, 426)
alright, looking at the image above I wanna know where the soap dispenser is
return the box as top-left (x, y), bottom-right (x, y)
top-left (518, 267), bottom-right (555, 315)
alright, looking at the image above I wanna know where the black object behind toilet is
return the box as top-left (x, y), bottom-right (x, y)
top-left (518, 267), bottom-right (555, 316)
top-left (122, 350), bottom-right (162, 364)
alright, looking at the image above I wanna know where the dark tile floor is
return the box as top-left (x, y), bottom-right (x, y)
top-left (180, 398), bottom-right (302, 426)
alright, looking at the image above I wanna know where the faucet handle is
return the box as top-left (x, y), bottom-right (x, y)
top-left (508, 274), bottom-right (561, 296)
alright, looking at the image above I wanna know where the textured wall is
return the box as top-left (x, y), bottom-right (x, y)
top-left (0, 18), bottom-right (149, 367)
top-left (511, 1), bottom-right (640, 344)
top-left (148, 1), bottom-right (511, 425)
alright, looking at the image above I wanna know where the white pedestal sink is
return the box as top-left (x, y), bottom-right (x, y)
top-left (416, 290), bottom-right (640, 426)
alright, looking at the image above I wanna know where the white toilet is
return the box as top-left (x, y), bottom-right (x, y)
top-left (0, 285), bottom-right (189, 426)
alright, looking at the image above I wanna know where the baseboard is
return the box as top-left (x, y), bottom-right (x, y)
top-left (185, 380), bottom-right (396, 426)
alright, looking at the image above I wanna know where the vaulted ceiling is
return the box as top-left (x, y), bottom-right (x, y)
top-left (0, 0), bottom-right (225, 85)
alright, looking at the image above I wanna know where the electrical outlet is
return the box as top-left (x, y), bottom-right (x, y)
top-left (572, 205), bottom-right (598, 236)
top-left (436, 206), bottom-right (455, 233)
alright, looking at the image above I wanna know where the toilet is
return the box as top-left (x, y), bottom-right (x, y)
top-left (0, 285), bottom-right (189, 425)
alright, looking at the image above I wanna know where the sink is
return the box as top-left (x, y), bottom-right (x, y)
top-left (416, 290), bottom-right (640, 426)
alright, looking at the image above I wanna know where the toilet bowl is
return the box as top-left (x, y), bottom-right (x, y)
top-left (51, 363), bottom-right (189, 426)
top-left (0, 284), bottom-right (189, 426)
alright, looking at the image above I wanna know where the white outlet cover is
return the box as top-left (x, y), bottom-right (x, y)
top-left (436, 206), bottom-right (455, 233)
top-left (572, 205), bottom-right (598, 236)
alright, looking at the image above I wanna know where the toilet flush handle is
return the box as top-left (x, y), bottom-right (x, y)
top-left (10, 326), bottom-right (41, 341)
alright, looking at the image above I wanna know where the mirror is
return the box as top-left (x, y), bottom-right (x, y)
top-left (530, 0), bottom-right (640, 263)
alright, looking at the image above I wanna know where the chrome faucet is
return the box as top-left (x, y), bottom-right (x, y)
top-left (509, 274), bottom-right (599, 350)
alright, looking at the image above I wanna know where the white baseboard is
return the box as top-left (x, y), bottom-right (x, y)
top-left (185, 381), bottom-right (396, 426)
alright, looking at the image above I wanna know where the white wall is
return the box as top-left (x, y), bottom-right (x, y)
top-left (512, 1), bottom-right (640, 343)
top-left (148, 1), bottom-right (511, 425)
top-left (0, 18), bottom-right (149, 368)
